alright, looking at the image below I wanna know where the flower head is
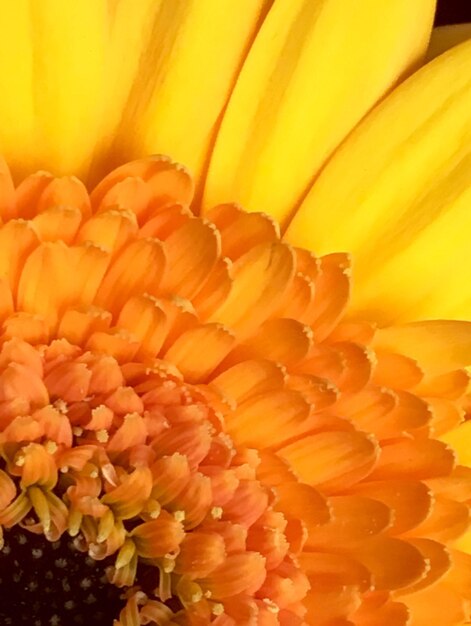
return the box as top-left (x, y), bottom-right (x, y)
top-left (0, 2), bottom-right (470, 626)
top-left (0, 152), bottom-right (468, 626)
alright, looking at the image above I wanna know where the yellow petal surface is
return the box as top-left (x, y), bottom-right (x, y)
top-left (287, 39), bottom-right (471, 322)
top-left (427, 24), bottom-right (471, 61)
top-left (91, 0), bottom-right (270, 186)
top-left (0, 2), bottom-right (35, 176)
top-left (0, 2), bottom-right (107, 180)
top-left (203, 0), bottom-right (435, 223)
top-left (374, 321), bottom-right (471, 373)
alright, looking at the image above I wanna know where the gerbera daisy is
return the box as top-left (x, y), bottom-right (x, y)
top-left (0, 1), bottom-right (470, 625)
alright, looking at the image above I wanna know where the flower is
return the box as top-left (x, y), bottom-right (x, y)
top-left (0, 2), bottom-right (470, 626)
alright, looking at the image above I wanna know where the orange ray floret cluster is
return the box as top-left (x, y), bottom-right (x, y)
top-left (0, 155), bottom-right (470, 625)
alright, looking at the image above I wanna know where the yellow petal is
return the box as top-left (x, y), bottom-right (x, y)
top-left (427, 24), bottom-right (471, 61)
top-left (203, 0), bottom-right (435, 223)
top-left (287, 39), bottom-right (471, 322)
top-left (91, 0), bottom-right (269, 186)
top-left (0, 2), bottom-right (35, 176)
top-left (374, 321), bottom-right (471, 373)
top-left (0, 2), bottom-right (108, 180)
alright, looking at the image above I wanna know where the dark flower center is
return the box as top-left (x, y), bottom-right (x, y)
top-left (0, 528), bottom-right (125, 625)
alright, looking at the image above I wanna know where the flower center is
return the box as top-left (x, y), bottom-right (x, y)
top-left (0, 335), bottom-right (306, 623)
top-left (0, 527), bottom-right (124, 625)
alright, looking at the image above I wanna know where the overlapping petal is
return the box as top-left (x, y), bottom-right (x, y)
top-left (203, 0), bottom-right (435, 222)
top-left (287, 38), bottom-right (471, 322)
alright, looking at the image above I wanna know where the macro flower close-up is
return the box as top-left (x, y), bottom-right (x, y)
top-left (1, 1), bottom-right (471, 625)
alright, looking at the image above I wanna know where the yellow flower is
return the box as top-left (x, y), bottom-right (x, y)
top-left (0, 2), bottom-right (470, 626)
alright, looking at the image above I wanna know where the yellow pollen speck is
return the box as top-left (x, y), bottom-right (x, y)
top-left (53, 399), bottom-right (68, 413)
top-left (263, 598), bottom-right (280, 614)
top-left (101, 464), bottom-right (117, 486)
top-left (191, 590), bottom-right (203, 603)
top-left (212, 603), bottom-right (224, 616)
top-left (145, 500), bottom-right (161, 519)
top-left (162, 557), bottom-right (175, 573)
top-left (211, 506), bottom-right (223, 519)
top-left (96, 429), bottom-right (109, 442)
top-left (15, 455), bottom-right (25, 467)
top-left (45, 441), bottom-right (58, 454)
top-left (174, 510), bottom-right (185, 522)
top-left (60, 465), bottom-right (69, 473)
top-left (72, 426), bottom-right (83, 436)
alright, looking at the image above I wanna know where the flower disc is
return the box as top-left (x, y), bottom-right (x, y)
top-left (0, 155), bottom-right (469, 625)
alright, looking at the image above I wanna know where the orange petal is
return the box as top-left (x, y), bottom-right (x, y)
top-left (37, 175), bottom-right (91, 218)
top-left (138, 202), bottom-right (192, 239)
top-left (0, 469), bottom-right (16, 510)
top-left (174, 532), bottom-right (226, 579)
top-left (107, 413), bottom-right (148, 455)
top-left (446, 549), bottom-right (471, 600)
top-left (102, 467), bottom-right (153, 520)
top-left (57, 306), bottom-right (112, 346)
top-left (17, 241), bottom-right (73, 329)
top-left (164, 323), bottom-right (235, 384)
top-left (44, 361), bottom-right (91, 403)
top-left (304, 584), bottom-right (361, 625)
top-left (427, 465), bottom-right (471, 502)
top-left (90, 156), bottom-right (193, 210)
top-left (86, 329), bottom-right (140, 363)
top-left (150, 454), bottom-right (191, 507)
top-left (131, 511), bottom-right (185, 558)
top-left (307, 496), bottom-right (391, 547)
top-left (96, 176), bottom-right (150, 219)
top-left (274, 273), bottom-right (315, 323)
top-left (94, 238), bottom-right (166, 314)
top-left (308, 253), bottom-right (351, 341)
top-left (200, 552), bottom-right (266, 599)
top-left (369, 437), bottom-right (455, 481)
top-left (0, 219), bottom-right (39, 291)
top-left (287, 374), bottom-right (338, 411)
top-left (351, 597), bottom-right (409, 626)
top-left (228, 318), bottom-right (313, 367)
top-left (406, 497), bottom-right (469, 543)
top-left (225, 390), bottom-right (311, 449)
top-left (373, 351), bottom-right (424, 389)
top-left (0, 362), bottom-right (48, 408)
top-left (19, 443), bottom-right (58, 490)
top-left (117, 295), bottom-right (167, 359)
top-left (280, 430), bottom-right (379, 493)
top-left (298, 552), bottom-right (371, 592)
top-left (33, 206), bottom-right (82, 245)
top-left (191, 257), bottom-right (233, 321)
top-left (15, 171), bottom-right (54, 220)
top-left (415, 369), bottom-right (470, 401)
top-left (208, 243), bottom-right (295, 339)
top-left (400, 583), bottom-right (469, 626)
top-left (210, 359), bottom-right (286, 405)
top-left (275, 482), bottom-right (331, 529)
top-left (160, 218), bottom-right (220, 299)
top-left (348, 537), bottom-right (427, 591)
top-left (151, 423), bottom-right (212, 472)
top-left (166, 472), bottom-right (213, 530)
top-left (347, 479), bottom-right (432, 535)
top-left (207, 204), bottom-right (279, 260)
top-left (2, 312), bottom-right (49, 344)
top-left (76, 208), bottom-right (138, 255)
top-left (222, 480), bottom-right (269, 528)
top-left (398, 538), bottom-right (451, 594)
